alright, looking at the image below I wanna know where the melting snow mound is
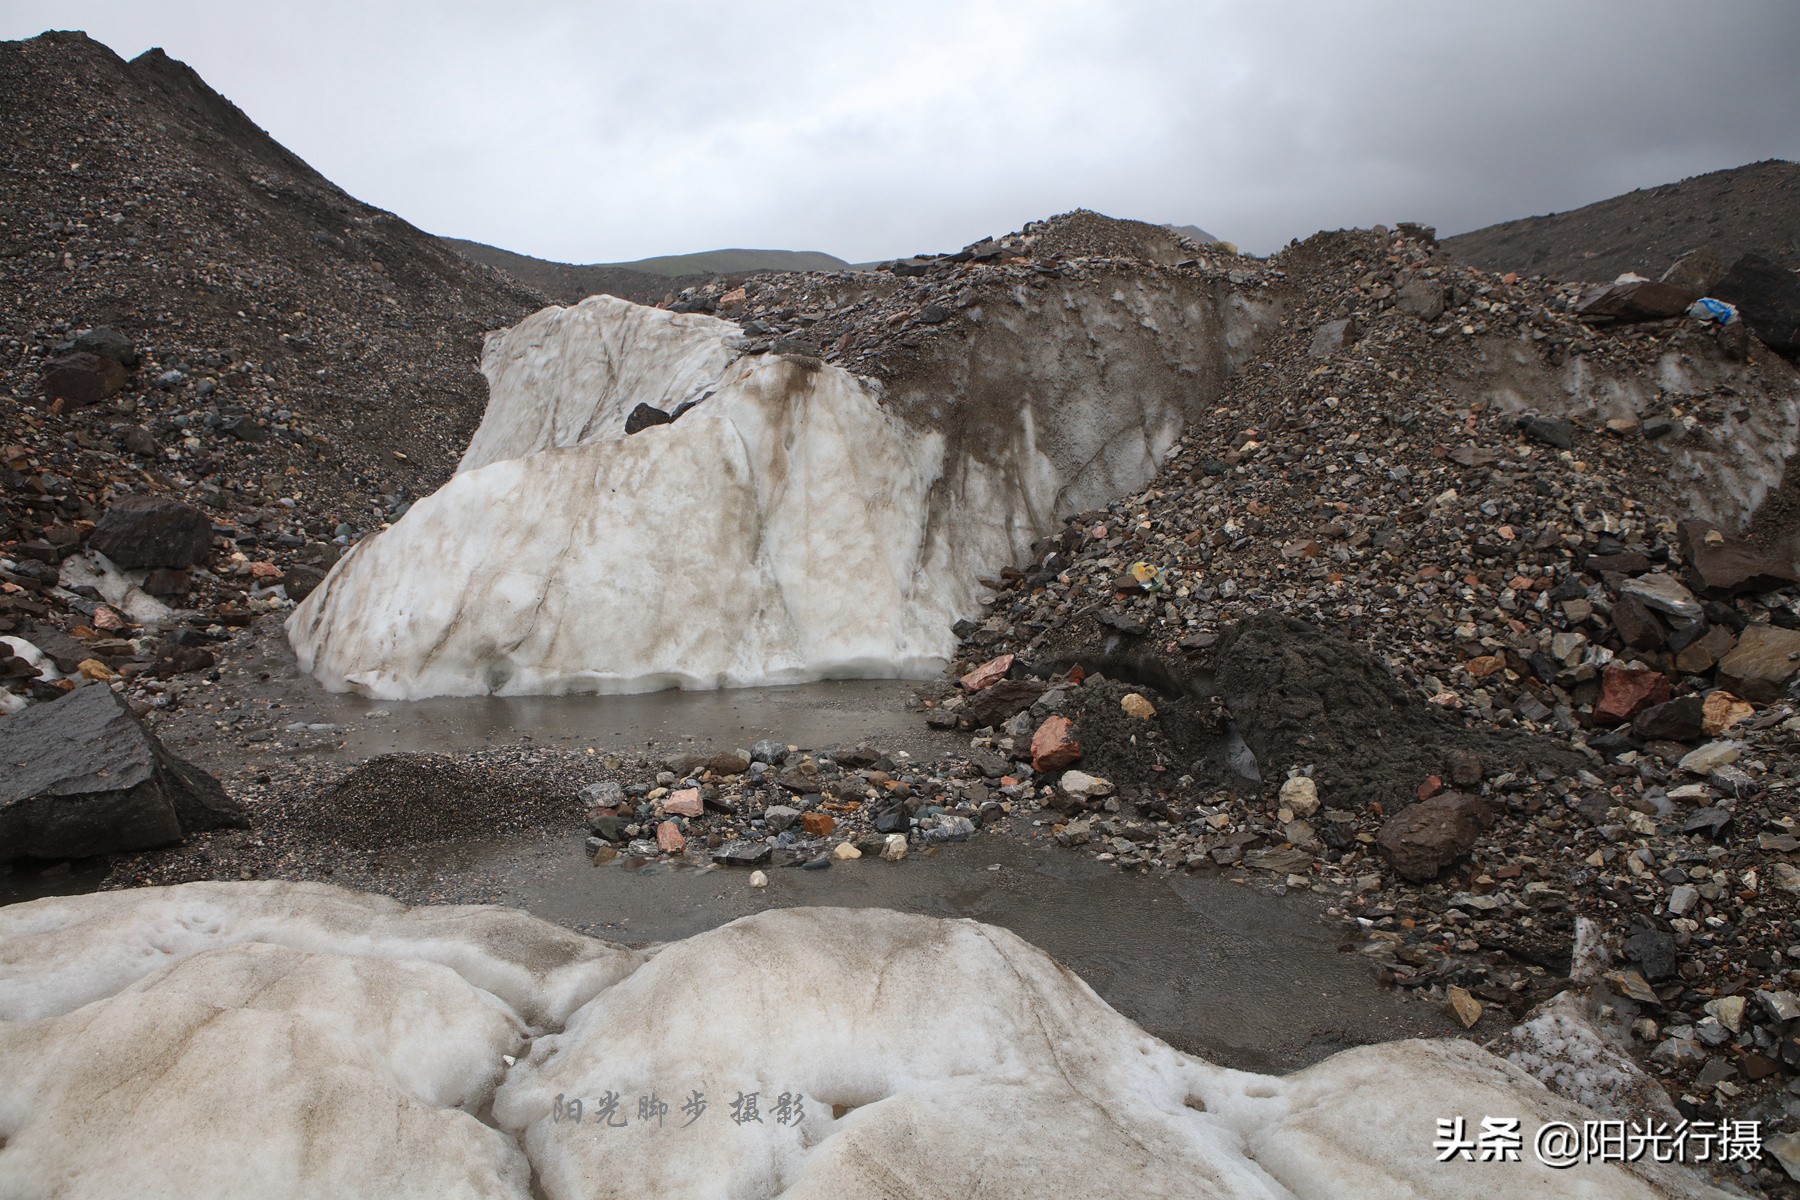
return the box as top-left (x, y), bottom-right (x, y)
top-left (0, 882), bottom-right (1729, 1199)
top-left (287, 293), bottom-right (1208, 698)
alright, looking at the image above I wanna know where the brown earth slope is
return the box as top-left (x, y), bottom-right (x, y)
top-left (1443, 159), bottom-right (1800, 283)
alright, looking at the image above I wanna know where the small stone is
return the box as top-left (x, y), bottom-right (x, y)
top-left (1678, 740), bottom-right (1742, 774)
top-left (1667, 884), bottom-right (1699, 916)
top-left (959, 654), bottom-right (1014, 691)
top-left (1030, 715), bottom-right (1082, 772)
top-left (1700, 690), bottom-right (1754, 735)
top-left (1758, 990), bottom-right (1800, 1023)
top-left (1632, 696), bottom-right (1705, 742)
top-left (750, 739), bottom-right (789, 766)
top-left (1120, 693), bottom-right (1157, 720)
top-left (748, 870), bottom-right (769, 888)
top-left (1649, 1037), bottom-right (1706, 1068)
top-left (1704, 994), bottom-right (1747, 1034)
top-left (1620, 573), bottom-right (1704, 622)
top-left (763, 804), bottom-right (801, 833)
top-left (801, 811), bottom-right (836, 837)
top-left (1058, 770), bottom-right (1114, 802)
top-left (832, 841), bottom-right (862, 860)
top-left (712, 840), bottom-right (772, 867)
top-left (1593, 665), bottom-right (1670, 726)
top-left (1278, 776), bottom-right (1319, 817)
top-left (662, 787), bottom-right (704, 818)
top-left (881, 833), bottom-right (908, 861)
top-left (1446, 986), bottom-right (1483, 1028)
top-left (1768, 862), bottom-right (1800, 895)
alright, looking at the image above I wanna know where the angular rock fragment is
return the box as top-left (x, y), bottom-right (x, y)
top-left (1376, 791), bottom-right (1496, 882)
top-left (89, 494), bottom-right (215, 569)
top-left (1717, 623), bottom-right (1800, 702)
top-left (0, 683), bottom-right (244, 859)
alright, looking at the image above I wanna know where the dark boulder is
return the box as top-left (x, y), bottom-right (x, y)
top-left (1677, 519), bottom-right (1799, 597)
top-left (961, 678), bottom-right (1047, 730)
top-left (1710, 254), bottom-right (1800, 355)
top-left (0, 683), bottom-right (244, 859)
top-left (1576, 280), bottom-right (1699, 321)
top-left (89, 494), bottom-right (214, 568)
top-left (42, 351), bottom-right (127, 407)
top-left (1376, 791), bottom-right (1497, 882)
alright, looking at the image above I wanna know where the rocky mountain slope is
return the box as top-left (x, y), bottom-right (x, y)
top-left (441, 237), bottom-right (848, 306)
top-left (1443, 160), bottom-right (1800, 283)
top-left (0, 30), bottom-right (547, 564)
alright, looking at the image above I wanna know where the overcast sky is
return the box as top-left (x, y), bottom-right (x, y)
top-left (4, 1), bottom-right (1798, 264)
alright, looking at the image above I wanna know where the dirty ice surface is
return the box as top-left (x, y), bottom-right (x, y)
top-left (0, 881), bottom-right (1727, 1199)
top-left (287, 295), bottom-right (1179, 699)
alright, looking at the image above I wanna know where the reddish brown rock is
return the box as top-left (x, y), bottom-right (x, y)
top-left (959, 653), bottom-right (1015, 691)
top-left (1677, 520), bottom-right (1800, 597)
top-left (801, 811), bottom-right (836, 837)
top-left (1377, 792), bottom-right (1497, 882)
top-left (42, 350), bottom-right (127, 407)
top-left (662, 788), bottom-right (704, 818)
top-left (1030, 716), bottom-right (1081, 773)
top-left (1592, 665), bottom-right (1671, 726)
top-left (656, 819), bottom-right (686, 853)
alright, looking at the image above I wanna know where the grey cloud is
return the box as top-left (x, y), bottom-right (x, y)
top-left (4, 0), bottom-right (1796, 261)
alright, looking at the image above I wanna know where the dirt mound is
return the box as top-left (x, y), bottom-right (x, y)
top-left (1212, 614), bottom-right (1576, 811)
top-left (1442, 159), bottom-right (1800, 283)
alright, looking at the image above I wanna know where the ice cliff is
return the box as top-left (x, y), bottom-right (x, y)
top-left (289, 286), bottom-right (1248, 698)
top-left (0, 881), bottom-right (1728, 1199)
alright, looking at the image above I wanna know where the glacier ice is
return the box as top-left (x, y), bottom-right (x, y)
top-left (288, 289), bottom-right (1229, 698)
top-left (0, 882), bottom-right (1731, 1199)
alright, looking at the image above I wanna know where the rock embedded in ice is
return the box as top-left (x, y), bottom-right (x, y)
top-left (0, 883), bottom-right (1729, 1199)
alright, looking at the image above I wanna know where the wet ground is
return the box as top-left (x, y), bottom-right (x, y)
top-left (2, 616), bottom-right (1454, 1074)
top-left (445, 828), bottom-right (1452, 1074)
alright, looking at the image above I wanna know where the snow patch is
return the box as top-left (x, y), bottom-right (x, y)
top-left (0, 884), bottom-right (1728, 1199)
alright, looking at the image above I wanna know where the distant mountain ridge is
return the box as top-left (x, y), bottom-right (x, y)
top-left (442, 239), bottom-right (849, 305)
top-left (1442, 159), bottom-right (1800, 283)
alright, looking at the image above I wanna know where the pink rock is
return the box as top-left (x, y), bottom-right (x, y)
top-left (1593, 665), bottom-right (1671, 726)
top-left (959, 653), bottom-right (1014, 692)
top-left (656, 820), bottom-right (686, 853)
top-left (663, 787), bottom-right (704, 818)
top-left (1030, 716), bottom-right (1082, 773)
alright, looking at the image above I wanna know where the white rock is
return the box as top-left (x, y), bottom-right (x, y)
top-left (748, 870), bottom-right (769, 888)
top-left (1279, 775), bottom-right (1319, 817)
top-left (1058, 769), bottom-right (1115, 801)
top-left (1678, 740), bottom-right (1742, 775)
top-left (880, 833), bottom-right (908, 861)
top-left (831, 841), bottom-right (861, 860)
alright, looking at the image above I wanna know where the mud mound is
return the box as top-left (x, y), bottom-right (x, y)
top-left (1213, 615), bottom-right (1576, 812)
top-left (1442, 159), bottom-right (1800, 283)
top-left (293, 753), bottom-right (575, 849)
